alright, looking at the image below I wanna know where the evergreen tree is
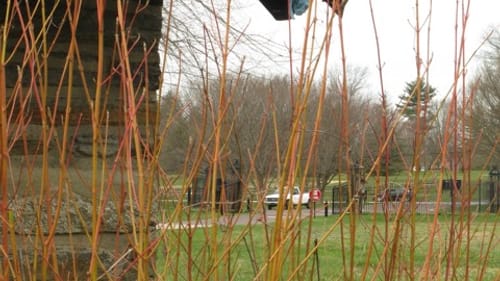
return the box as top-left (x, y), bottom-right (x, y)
top-left (396, 79), bottom-right (437, 119)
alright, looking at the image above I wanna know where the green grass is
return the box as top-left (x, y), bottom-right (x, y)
top-left (375, 170), bottom-right (489, 185)
top-left (154, 212), bottom-right (499, 280)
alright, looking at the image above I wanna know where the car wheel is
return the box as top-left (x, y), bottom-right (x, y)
top-left (267, 205), bottom-right (272, 210)
top-left (306, 200), bottom-right (311, 209)
top-left (285, 200), bottom-right (290, 209)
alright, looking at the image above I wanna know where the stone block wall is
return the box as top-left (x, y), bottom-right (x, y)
top-left (1, 0), bottom-right (163, 192)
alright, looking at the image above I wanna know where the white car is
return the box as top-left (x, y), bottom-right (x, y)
top-left (264, 186), bottom-right (311, 210)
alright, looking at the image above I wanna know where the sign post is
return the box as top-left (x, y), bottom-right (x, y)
top-left (310, 189), bottom-right (322, 217)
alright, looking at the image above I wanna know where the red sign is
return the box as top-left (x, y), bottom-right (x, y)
top-left (310, 189), bottom-right (322, 202)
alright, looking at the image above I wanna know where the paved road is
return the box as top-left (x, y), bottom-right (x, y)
top-left (155, 208), bottom-right (326, 230)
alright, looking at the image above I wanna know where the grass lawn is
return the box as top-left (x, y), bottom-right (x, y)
top-left (153, 212), bottom-right (499, 280)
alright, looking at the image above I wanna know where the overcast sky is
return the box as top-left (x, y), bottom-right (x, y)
top-left (232, 0), bottom-right (500, 105)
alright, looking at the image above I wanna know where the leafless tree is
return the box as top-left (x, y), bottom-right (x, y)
top-left (158, 91), bottom-right (191, 172)
top-left (307, 67), bottom-right (372, 191)
top-left (472, 29), bottom-right (500, 166)
top-left (160, 0), bottom-right (289, 88)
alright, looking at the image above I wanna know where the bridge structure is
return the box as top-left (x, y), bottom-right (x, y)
top-left (0, 1), bottom-right (164, 279)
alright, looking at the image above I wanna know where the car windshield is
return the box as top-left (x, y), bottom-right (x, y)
top-left (268, 188), bottom-right (280, 194)
top-left (268, 187), bottom-right (294, 194)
